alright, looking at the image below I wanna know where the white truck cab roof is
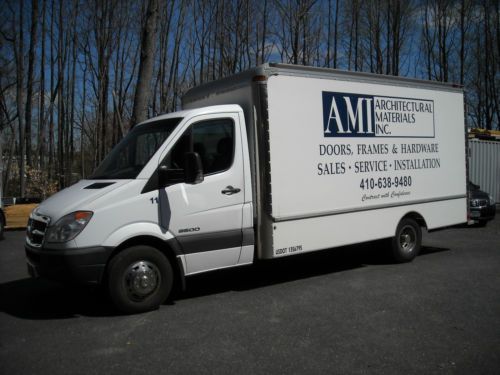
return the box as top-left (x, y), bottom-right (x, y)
top-left (137, 105), bottom-right (243, 127)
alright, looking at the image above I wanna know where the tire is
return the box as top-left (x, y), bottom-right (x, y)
top-left (390, 218), bottom-right (422, 263)
top-left (107, 246), bottom-right (173, 314)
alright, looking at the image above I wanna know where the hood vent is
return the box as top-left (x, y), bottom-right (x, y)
top-left (84, 182), bottom-right (116, 189)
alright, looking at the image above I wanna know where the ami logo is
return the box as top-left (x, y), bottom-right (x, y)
top-left (322, 91), bottom-right (376, 137)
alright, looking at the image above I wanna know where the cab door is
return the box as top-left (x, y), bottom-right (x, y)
top-left (160, 113), bottom-right (245, 274)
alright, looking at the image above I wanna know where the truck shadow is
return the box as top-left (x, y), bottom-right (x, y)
top-left (180, 242), bottom-right (450, 300)
top-left (0, 243), bottom-right (449, 319)
top-left (0, 278), bottom-right (115, 319)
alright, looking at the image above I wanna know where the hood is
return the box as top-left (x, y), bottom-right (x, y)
top-left (36, 179), bottom-right (133, 221)
top-left (470, 188), bottom-right (489, 200)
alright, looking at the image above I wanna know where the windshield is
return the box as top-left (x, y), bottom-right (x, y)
top-left (90, 118), bottom-right (182, 179)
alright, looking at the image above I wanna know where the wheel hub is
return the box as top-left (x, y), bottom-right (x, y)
top-left (125, 261), bottom-right (160, 300)
top-left (400, 227), bottom-right (416, 252)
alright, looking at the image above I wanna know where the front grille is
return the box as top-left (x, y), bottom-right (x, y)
top-left (470, 199), bottom-right (489, 208)
top-left (27, 214), bottom-right (50, 247)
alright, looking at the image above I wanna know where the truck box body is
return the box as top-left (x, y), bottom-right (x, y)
top-left (183, 64), bottom-right (467, 259)
top-left (26, 63), bottom-right (468, 313)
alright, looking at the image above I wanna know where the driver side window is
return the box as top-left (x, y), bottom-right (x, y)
top-left (165, 118), bottom-right (234, 176)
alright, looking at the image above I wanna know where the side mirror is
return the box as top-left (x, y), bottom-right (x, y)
top-left (158, 164), bottom-right (169, 187)
top-left (158, 164), bottom-right (184, 188)
top-left (184, 152), bottom-right (204, 184)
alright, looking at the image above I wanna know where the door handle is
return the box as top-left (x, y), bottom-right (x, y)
top-left (221, 185), bottom-right (241, 195)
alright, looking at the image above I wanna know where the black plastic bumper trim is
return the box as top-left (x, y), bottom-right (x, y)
top-left (177, 228), bottom-right (254, 254)
top-left (25, 244), bottom-right (114, 285)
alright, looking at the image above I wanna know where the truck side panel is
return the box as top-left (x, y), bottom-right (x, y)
top-left (269, 199), bottom-right (466, 259)
top-left (266, 75), bottom-right (466, 220)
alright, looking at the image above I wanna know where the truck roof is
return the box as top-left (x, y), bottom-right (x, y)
top-left (183, 63), bottom-right (463, 106)
top-left (137, 104), bottom-right (242, 127)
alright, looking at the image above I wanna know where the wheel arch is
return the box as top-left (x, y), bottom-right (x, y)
top-left (399, 211), bottom-right (428, 232)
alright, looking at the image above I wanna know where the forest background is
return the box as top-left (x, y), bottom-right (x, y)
top-left (0, 0), bottom-right (499, 198)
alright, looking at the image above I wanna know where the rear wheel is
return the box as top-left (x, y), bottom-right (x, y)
top-left (107, 246), bottom-right (173, 314)
top-left (390, 218), bottom-right (421, 263)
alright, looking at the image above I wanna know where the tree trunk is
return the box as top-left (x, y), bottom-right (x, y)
top-left (69, 14), bottom-right (77, 184)
top-left (57, 0), bottom-right (64, 188)
top-left (38, 0), bottom-right (46, 170)
top-left (15, 0), bottom-right (26, 197)
top-left (48, 0), bottom-right (55, 180)
top-left (333, 0), bottom-right (339, 68)
top-left (131, 0), bottom-right (159, 127)
top-left (25, 0), bottom-right (39, 168)
top-left (261, 0), bottom-right (268, 64)
top-left (460, 0), bottom-right (465, 85)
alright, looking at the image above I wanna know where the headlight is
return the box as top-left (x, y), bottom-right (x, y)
top-left (45, 211), bottom-right (93, 243)
top-left (489, 194), bottom-right (495, 205)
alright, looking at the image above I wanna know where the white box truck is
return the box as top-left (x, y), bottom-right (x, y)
top-left (26, 64), bottom-right (467, 313)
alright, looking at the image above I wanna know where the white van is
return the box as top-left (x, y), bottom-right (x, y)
top-left (26, 64), bottom-right (467, 313)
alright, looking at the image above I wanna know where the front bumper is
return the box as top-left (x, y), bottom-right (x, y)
top-left (25, 244), bottom-right (114, 285)
top-left (470, 205), bottom-right (496, 221)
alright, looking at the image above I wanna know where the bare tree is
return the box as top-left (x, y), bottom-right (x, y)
top-left (38, 0), bottom-right (46, 169)
top-left (13, 0), bottom-right (26, 196)
top-left (436, 0), bottom-right (452, 82)
top-left (156, 0), bottom-right (176, 114)
top-left (56, 0), bottom-right (64, 187)
top-left (259, 0), bottom-right (269, 65)
top-left (275, 0), bottom-right (318, 65)
top-left (366, 0), bottom-right (384, 73)
top-left (25, 0), bottom-right (38, 167)
top-left (167, 0), bottom-right (187, 111)
top-left (48, 0), bottom-right (56, 180)
top-left (422, 0), bottom-right (434, 80)
top-left (131, 0), bottom-right (159, 127)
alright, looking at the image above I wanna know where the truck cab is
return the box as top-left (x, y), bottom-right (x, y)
top-left (26, 105), bottom-right (254, 313)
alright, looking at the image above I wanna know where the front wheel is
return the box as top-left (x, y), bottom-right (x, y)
top-left (390, 218), bottom-right (422, 263)
top-left (107, 246), bottom-right (173, 314)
